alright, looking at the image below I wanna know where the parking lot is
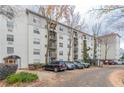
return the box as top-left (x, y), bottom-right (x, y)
top-left (29, 65), bottom-right (124, 87)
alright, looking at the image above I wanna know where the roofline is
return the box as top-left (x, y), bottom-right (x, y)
top-left (98, 33), bottom-right (121, 38)
top-left (26, 9), bottom-right (92, 37)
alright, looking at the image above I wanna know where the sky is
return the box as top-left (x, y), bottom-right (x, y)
top-left (75, 5), bottom-right (124, 49)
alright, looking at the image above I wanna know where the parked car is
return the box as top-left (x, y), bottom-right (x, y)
top-left (111, 61), bottom-right (118, 65)
top-left (122, 61), bottom-right (124, 65)
top-left (117, 61), bottom-right (123, 65)
top-left (64, 61), bottom-right (75, 70)
top-left (44, 61), bottom-right (67, 72)
top-left (73, 61), bottom-right (84, 69)
top-left (76, 60), bottom-right (90, 68)
top-left (103, 60), bottom-right (108, 65)
top-left (108, 60), bottom-right (113, 65)
top-left (112, 60), bottom-right (122, 65)
top-left (103, 60), bottom-right (117, 65)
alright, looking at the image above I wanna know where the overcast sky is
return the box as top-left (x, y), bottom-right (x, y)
top-left (75, 5), bottom-right (124, 49)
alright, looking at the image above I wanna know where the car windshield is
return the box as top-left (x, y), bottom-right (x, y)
top-left (59, 61), bottom-right (65, 64)
top-left (75, 61), bottom-right (80, 63)
top-left (74, 62), bottom-right (80, 64)
top-left (50, 61), bottom-right (65, 64)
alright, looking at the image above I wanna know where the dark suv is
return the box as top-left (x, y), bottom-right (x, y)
top-left (44, 61), bottom-right (67, 72)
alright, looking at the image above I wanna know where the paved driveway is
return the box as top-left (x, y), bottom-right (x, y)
top-left (32, 65), bottom-right (124, 87)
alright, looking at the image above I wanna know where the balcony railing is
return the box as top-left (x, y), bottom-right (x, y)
top-left (74, 55), bottom-right (78, 59)
top-left (49, 45), bottom-right (57, 50)
top-left (49, 36), bottom-right (57, 41)
top-left (49, 52), bottom-right (57, 58)
top-left (74, 41), bottom-right (78, 46)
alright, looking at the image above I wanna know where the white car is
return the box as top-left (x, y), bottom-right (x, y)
top-left (116, 61), bottom-right (123, 65)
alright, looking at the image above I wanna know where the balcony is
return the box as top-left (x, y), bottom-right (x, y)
top-left (49, 44), bottom-right (57, 50)
top-left (74, 49), bottom-right (78, 52)
top-left (49, 52), bottom-right (57, 58)
top-left (74, 32), bottom-right (78, 37)
top-left (74, 55), bottom-right (78, 60)
top-left (74, 51), bottom-right (78, 56)
top-left (74, 41), bottom-right (78, 46)
top-left (74, 37), bottom-right (78, 40)
top-left (74, 47), bottom-right (78, 50)
top-left (49, 36), bottom-right (57, 41)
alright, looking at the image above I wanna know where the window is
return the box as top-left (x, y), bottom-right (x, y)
top-left (67, 44), bottom-right (70, 48)
top-left (33, 41), bottom-right (40, 44)
top-left (45, 25), bottom-right (47, 28)
top-left (68, 38), bottom-right (71, 41)
top-left (33, 38), bottom-right (40, 44)
top-left (33, 17), bottom-right (39, 23)
top-left (74, 32), bottom-right (78, 37)
top-left (33, 28), bottom-right (40, 34)
top-left (91, 54), bottom-right (92, 57)
top-left (45, 35), bottom-right (47, 38)
top-left (33, 18), bottom-right (37, 23)
top-left (84, 35), bottom-right (86, 39)
top-left (8, 29), bottom-right (12, 32)
top-left (59, 43), bottom-right (63, 47)
top-left (59, 36), bottom-right (63, 39)
top-left (33, 49), bottom-right (40, 55)
top-left (59, 26), bottom-right (63, 31)
top-left (91, 43), bottom-right (93, 46)
top-left (7, 34), bottom-right (14, 41)
top-left (59, 51), bottom-right (63, 55)
top-left (45, 45), bottom-right (47, 47)
top-left (7, 47), bottom-right (14, 54)
top-left (7, 20), bottom-right (14, 29)
top-left (59, 59), bottom-right (63, 61)
top-left (91, 37), bottom-right (93, 40)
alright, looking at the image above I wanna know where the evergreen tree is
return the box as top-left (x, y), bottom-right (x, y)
top-left (121, 53), bottom-right (124, 59)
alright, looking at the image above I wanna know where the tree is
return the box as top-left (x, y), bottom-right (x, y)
top-left (89, 5), bottom-right (124, 17)
top-left (38, 5), bottom-right (70, 64)
top-left (64, 6), bottom-right (85, 61)
top-left (0, 5), bottom-right (19, 19)
top-left (90, 20), bottom-right (102, 65)
top-left (99, 32), bottom-right (116, 61)
top-left (120, 53), bottom-right (124, 59)
top-left (82, 39), bottom-right (90, 63)
top-left (89, 5), bottom-right (124, 33)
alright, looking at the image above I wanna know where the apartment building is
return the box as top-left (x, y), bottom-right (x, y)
top-left (0, 8), bottom-right (120, 68)
top-left (98, 33), bottom-right (120, 61)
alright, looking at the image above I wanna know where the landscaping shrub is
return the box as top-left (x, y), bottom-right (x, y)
top-left (6, 72), bottom-right (38, 84)
top-left (28, 63), bottom-right (45, 70)
top-left (0, 63), bottom-right (18, 80)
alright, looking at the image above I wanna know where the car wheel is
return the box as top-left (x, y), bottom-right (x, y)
top-left (54, 68), bottom-right (58, 72)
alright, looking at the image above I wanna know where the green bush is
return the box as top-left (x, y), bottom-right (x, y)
top-left (6, 72), bottom-right (38, 84)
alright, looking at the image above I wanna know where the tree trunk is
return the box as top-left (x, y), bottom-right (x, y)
top-left (68, 37), bottom-right (72, 61)
top-left (105, 44), bottom-right (108, 61)
top-left (45, 23), bottom-right (49, 64)
top-left (68, 29), bottom-right (74, 61)
top-left (93, 35), bottom-right (97, 66)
